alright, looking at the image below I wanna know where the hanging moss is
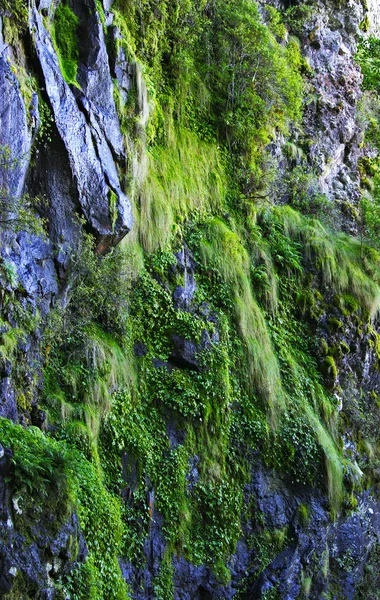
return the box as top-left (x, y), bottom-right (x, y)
top-left (139, 127), bottom-right (227, 253)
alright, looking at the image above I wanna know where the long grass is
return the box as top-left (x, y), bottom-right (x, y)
top-left (198, 218), bottom-right (284, 422)
top-left (139, 128), bottom-right (227, 252)
top-left (259, 205), bottom-right (380, 317)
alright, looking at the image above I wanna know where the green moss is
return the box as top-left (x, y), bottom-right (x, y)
top-left (0, 321), bottom-right (24, 362)
top-left (328, 317), bottom-right (343, 331)
top-left (258, 205), bottom-right (380, 317)
top-left (329, 341), bottom-right (350, 359)
top-left (322, 356), bottom-right (338, 381)
top-left (360, 14), bottom-right (370, 32)
top-left (0, 0), bottom-right (28, 30)
top-left (252, 526), bottom-right (289, 575)
top-left (298, 503), bottom-right (310, 527)
top-left (51, 2), bottom-right (80, 86)
top-left (264, 5), bottom-right (287, 40)
top-left (196, 217), bottom-right (284, 423)
top-left (153, 549), bottom-right (175, 599)
top-left (139, 127), bottom-right (226, 253)
top-left (320, 338), bottom-right (329, 356)
top-left (16, 392), bottom-right (32, 413)
top-left (6, 1), bottom-right (380, 594)
top-left (109, 190), bottom-right (118, 232)
top-left (301, 574), bottom-right (313, 597)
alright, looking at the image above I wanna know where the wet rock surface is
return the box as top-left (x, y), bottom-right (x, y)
top-left (122, 458), bottom-right (380, 600)
top-left (0, 445), bottom-right (87, 599)
top-left (1, 0), bottom-right (380, 598)
top-left (263, 0), bottom-right (366, 231)
top-left (31, 0), bottom-right (132, 249)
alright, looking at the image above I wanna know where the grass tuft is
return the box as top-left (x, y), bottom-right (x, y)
top-left (139, 127), bottom-right (226, 252)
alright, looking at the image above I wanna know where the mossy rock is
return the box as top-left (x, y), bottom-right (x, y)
top-left (322, 355), bottom-right (338, 383)
top-left (328, 317), bottom-right (343, 331)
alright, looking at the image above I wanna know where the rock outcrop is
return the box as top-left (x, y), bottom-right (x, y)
top-left (1, 0), bottom-right (380, 598)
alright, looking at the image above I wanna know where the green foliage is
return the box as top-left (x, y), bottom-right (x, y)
top-left (195, 218), bottom-right (284, 422)
top-left (356, 39), bottom-right (380, 248)
top-left (139, 127), bottom-right (226, 252)
top-left (197, 0), bottom-right (304, 188)
top-left (356, 543), bottom-right (380, 599)
top-left (298, 503), bottom-right (310, 527)
top-left (283, 5), bottom-right (314, 34)
top-left (114, 0), bottom-right (304, 191)
top-left (0, 0), bottom-right (28, 29)
top-left (52, 2), bottom-right (80, 86)
top-left (0, 418), bottom-right (71, 496)
top-left (153, 549), bottom-right (175, 600)
top-left (357, 38), bottom-right (380, 92)
top-left (264, 5), bottom-right (287, 40)
top-left (301, 573), bottom-right (313, 598)
top-left (37, 193), bottom-right (380, 593)
top-left (259, 205), bottom-right (380, 316)
top-left (0, 418), bottom-right (129, 599)
top-left (8, 1), bottom-right (380, 596)
top-left (277, 164), bottom-right (332, 221)
top-left (46, 233), bottom-right (133, 339)
top-left (0, 319), bottom-right (24, 362)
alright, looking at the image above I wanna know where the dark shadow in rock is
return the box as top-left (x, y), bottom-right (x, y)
top-left (169, 331), bottom-right (214, 372)
top-left (198, 587), bottom-right (212, 600)
top-left (26, 119), bottom-right (82, 278)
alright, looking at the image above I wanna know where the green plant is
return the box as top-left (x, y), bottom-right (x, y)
top-left (139, 126), bottom-right (226, 252)
top-left (51, 2), bottom-right (80, 86)
top-left (298, 503), bottom-right (310, 527)
top-left (0, 418), bottom-right (129, 599)
top-left (0, 0), bottom-right (28, 29)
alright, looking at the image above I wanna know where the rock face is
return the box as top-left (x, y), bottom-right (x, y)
top-left (368, 0), bottom-right (380, 36)
top-left (0, 0), bottom-right (134, 420)
top-left (0, 444), bottom-right (86, 599)
top-left (31, 1), bottom-right (132, 252)
top-left (300, 0), bottom-right (364, 225)
top-left (262, 0), bottom-right (366, 230)
top-left (0, 1), bottom-right (133, 589)
top-left (0, 49), bottom-right (32, 199)
top-left (120, 458), bottom-right (380, 600)
top-left (241, 464), bottom-right (380, 600)
top-left (1, 0), bottom-right (380, 598)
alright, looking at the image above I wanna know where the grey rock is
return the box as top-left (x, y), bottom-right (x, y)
top-left (74, 0), bottom-right (124, 158)
top-left (134, 341), bottom-right (148, 357)
top-left (0, 457), bottom-right (87, 598)
top-left (27, 130), bottom-right (82, 274)
top-left (0, 379), bottom-right (17, 421)
top-left (186, 455), bottom-right (199, 490)
top-left (170, 329), bottom-right (214, 371)
top-left (0, 17), bottom-right (4, 54)
top-left (266, 0), bottom-right (365, 230)
top-left (36, 0), bottom-right (55, 12)
top-left (173, 245), bottom-right (197, 310)
top-left (170, 335), bottom-right (202, 371)
top-left (103, 0), bottom-right (114, 11)
top-left (0, 49), bottom-right (32, 199)
top-left (111, 28), bottom-right (134, 103)
top-left (31, 3), bottom-right (133, 249)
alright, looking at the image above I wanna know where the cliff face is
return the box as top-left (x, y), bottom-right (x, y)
top-left (1, 0), bottom-right (380, 598)
top-left (368, 0), bottom-right (380, 35)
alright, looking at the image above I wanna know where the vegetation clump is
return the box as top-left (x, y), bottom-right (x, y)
top-left (51, 2), bottom-right (80, 86)
top-left (3, 0), bottom-right (380, 597)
